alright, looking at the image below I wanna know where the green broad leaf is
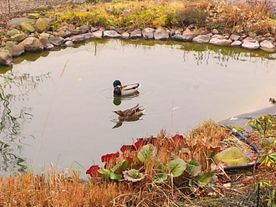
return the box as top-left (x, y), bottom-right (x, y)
top-left (154, 173), bottom-right (168, 183)
top-left (137, 144), bottom-right (156, 163)
top-left (98, 168), bottom-right (111, 179)
top-left (109, 171), bottom-right (122, 181)
top-left (186, 160), bottom-right (201, 177)
top-left (197, 172), bottom-right (214, 187)
top-left (111, 159), bottom-right (128, 173)
top-left (168, 158), bottom-right (186, 177)
top-left (123, 169), bottom-right (145, 182)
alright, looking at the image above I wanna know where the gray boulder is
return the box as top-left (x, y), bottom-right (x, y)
top-left (35, 18), bottom-right (50, 33)
top-left (154, 28), bottom-right (169, 40)
top-left (231, 40), bottom-right (242, 47)
top-left (39, 33), bottom-right (50, 47)
top-left (260, 40), bottom-right (276, 52)
top-left (19, 37), bottom-right (44, 52)
top-left (8, 17), bottom-right (35, 27)
top-left (142, 28), bottom-right (154, 39)
top-left (242, 37), bottom-right (260, 50)
top-left (0, 49), bottom-right (12, 66)
top-left (72, 25), bottom-right (90, 35)
top-left (229, 34), bottom-right (240, 41)
top-left (103, 30), bottom-right (121, 38)
top-left (70, 33), bottom-right (94, 42)
top-left (171, 34), bottom-right (184, 41)
top-left (10, 33), bottom-right (28, 42)
top-left (7, 29), bottom-right (21, 37)
top-left (49, 36), bottom-right (64, 46)
top-left (130, 29), bottom-right (142, 39)
top-left (65, 41), bottom-right (74, 47)
top-left (209, 37), bottom-right (232, 46)
top-left (5, 41), bottom-right (25, 57)
top-left (20, 21), bottom-right (35, 33)
top-left (193, 34), bottom-right (212, 44)
top-left (121, 32), bottom-right (130, 39)
top-left (182, 28), bottom-right (198, 41)
top-left (93, 30), bottom-right (103, 38)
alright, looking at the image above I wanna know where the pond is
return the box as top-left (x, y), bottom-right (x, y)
top-left (0, 39), bottom-right (276, 176)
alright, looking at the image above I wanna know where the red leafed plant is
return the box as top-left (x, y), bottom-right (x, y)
top-left (86, 165), bottom-right (100, 177)
top-left (101, 152), bottom-right (119, 163)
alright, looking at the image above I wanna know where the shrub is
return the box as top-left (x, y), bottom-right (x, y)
top-left (177, 7), bottom-right (208, 26)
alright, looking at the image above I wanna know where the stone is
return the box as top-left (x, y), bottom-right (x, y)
top-left (142, 28), bottom-right (155, 39)
top-left (7, 29), bottom-right (20, 37)
top-left (0, 49), bottom-right (12, 66)
top-left (20, 21), bottom-right (35, 33)
top-left (35, 18), bottom-right (50, 33)
top-left (70, 33), bottom-right (94, 42)
top-left (27, 13), bottom-right (40, 19)
top-left (49, 36), bottom-right (64, 46)
top-left (10, 33), bottom-right (28, 42)
top-left (57, 30), bottom-right (72, 38)
top-left (19, 37), bottom-right (44, 52)
top-left (103, 30), bottom-right (121, 38)
top-left (72, 25), bottom-right (90, 35)
top-left (154, 28), bottom-right (169, 40)
top-left (171, 34), bottom-right (184, 41)
top-left (130, 29), bottom-right (142, 39)
top-left (39, 32), bottom-right (50, 47)
top-left (192, 34), bottom-right (212, 44)
top-left (44, 43), bottom-right (54, 50)
top-left (214, 147), bottom-right (248, 167)
top-left (260, 40), bottom-right (276, 52)
top-left (121, 32), bottom-right (130, 39)
top-left (182, 28), bottom-right (198, 41)
top-left (248, 32), bottom-right (257, 38)
top-left (242, 37), bottom-right (260, 50)
top-left (209, 37), bottom-right (232, 46)
top-left (92, 30), bottom-right (103, 38)
top-left (231, 40), bottom-right (242, 47)
top-left (91, 27), bottom-right (98, 32)
top-left (229, 34), bottom-right (240, 41)
top-left (65, 41), bottom-right (74, 47)
top-left (5, 41), bottom-right (25, 57)
top-left (212, 29), bottom-right (219, 34)
top-left (8, 17), bottom-right (35, 27)
top-left (174, 29), bottom-right (183, 35)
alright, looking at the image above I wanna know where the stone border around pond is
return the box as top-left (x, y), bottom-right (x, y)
top-left (1, 25), bottom-right (276, 67)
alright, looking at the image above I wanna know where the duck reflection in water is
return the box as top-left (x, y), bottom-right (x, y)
top-left (112, 104), bottom-right (144, 128)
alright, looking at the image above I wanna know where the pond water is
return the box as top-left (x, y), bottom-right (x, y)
top-left (0, 39), bottom-right (276, 176)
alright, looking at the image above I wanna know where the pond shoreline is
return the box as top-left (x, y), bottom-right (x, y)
top-left (1, 24), bottom-right (276, 67)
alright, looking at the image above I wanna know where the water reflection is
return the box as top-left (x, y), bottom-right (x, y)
top-left (0, 71), bottom-right (49, 175)
top-left (112, 104), bottom-right (144, 128)
top-left (121, 39), bottom-right (276, 66)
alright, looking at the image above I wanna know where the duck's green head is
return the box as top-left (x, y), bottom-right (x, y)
top-left (113, 80), bottom-right (122, 88)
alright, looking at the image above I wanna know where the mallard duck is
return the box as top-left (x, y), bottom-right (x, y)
top-left (113, 80), bottom-right (140, 96)
top-left (269, 98), bottom-right (276, 104)
top-left (114, 104), bottom-right (144, 122)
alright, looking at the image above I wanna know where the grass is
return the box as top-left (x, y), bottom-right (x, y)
top-left (45, 0), bottom-right (276, 35)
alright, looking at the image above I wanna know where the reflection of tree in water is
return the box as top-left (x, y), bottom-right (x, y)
top-left (0, 71), bottom-right (49, 175)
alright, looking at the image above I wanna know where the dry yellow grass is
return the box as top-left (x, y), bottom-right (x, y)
top-left (0, 172), bottom-right (129, 207)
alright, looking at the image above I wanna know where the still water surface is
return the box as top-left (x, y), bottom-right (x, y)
top-left (0, 39), bottom-right (275, 175)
